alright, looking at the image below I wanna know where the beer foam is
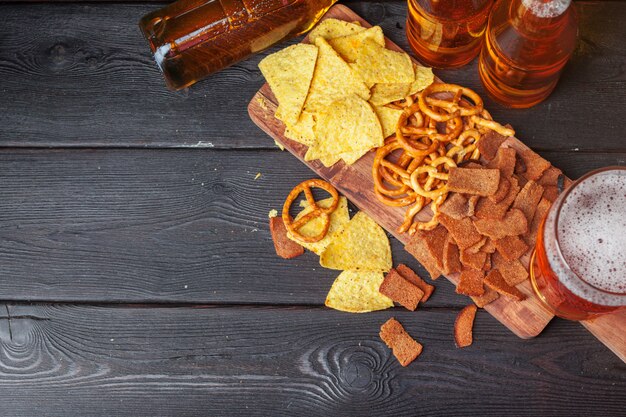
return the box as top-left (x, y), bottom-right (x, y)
top-left (523, 0), bottom-right (571, 18)
top-left (544, 169), bottom-right (626, 306)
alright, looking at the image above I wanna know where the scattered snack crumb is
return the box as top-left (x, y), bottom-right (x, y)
top-left (380, 318), bottom-right (423, 366)
top-left (268, 209), bottom-right (278, 218)
top-left (454, 304), bottom-right (478, 348)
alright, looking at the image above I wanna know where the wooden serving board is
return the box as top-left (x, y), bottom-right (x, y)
top-left (249, 4), bottom-right (625, 349)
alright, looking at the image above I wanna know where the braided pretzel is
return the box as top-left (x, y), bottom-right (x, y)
top-left (282, 179), bottom-right (339, 243)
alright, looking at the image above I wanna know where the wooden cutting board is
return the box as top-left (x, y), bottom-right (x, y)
top-left (248, 4), bottom-right (625, 350)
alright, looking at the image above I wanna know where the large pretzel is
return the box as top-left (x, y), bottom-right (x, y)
top-left (282, 179), bottom-right (339, 243)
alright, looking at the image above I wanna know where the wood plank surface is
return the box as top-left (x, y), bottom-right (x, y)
top-left (0, 149), bottom-right (621, 305)
top-left (0, 1), bottom-right (623, 150)
top-left (0, 304), bottom-right (623, 417)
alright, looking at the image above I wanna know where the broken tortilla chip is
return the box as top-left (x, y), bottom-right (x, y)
top-left (308, 18), bottom-right (365, 43)
top-left (328, 26), bottom-right (385, 62)
top-left (373, 105), bottom-right (404, 139)
top-left (454, 304), bottom-right (478, 348)
top-left (325, 270), bottom-right (394, 313)
top-left (259, 44), bottom-right (318, 126)
top-left (320, 211), bottom-right (392, 272)
top-left (283, 111), bottom-right (316, 145)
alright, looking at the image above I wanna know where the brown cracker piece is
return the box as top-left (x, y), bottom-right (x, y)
top-left (448, 167), bottom-right (500, 196)
top-left (474, 177), bottom-right (520, 220)
top-left (494, 235), bottom-right (529, 261)
top-left (456, 269), bottom-right (485, 296)
top-left (542, 185), bottom-right (560, 203)
top-left (513, 180), bottom-right (544, 224)
top-left (454, 304), bottom-right (478, 348)
top-left (467, 195), bottom-right (480, 217)
top-left (442, 236), bottom-right (462, 275)
top-left (439, 193), bottom-right (471, 220)
top-left (518, 148), bottom-right (551, 181)
top-left (471, 287), bottom-right (499, 308)
top-left (379, 269), bottom-right (424, 311)
top-left (421, 225), bottom-right (449, 271)
top-left (460, 249), bottom-right (488, 270)
top-left (489, 177), bottom-right (511, 203)
top-left (379, 318), bottom-right (423, 367)
top-left (466, 236), bottom-right (487, 254)
top-left (537, 166), bottom-right (562, 186)
top-left (525, 197), bottom-right (552, 246)
top-left (482, 253), bottom-right (492, 271)
top-left (269, 217), bottom-right (304, 259)
top-left (477, 129), bottom-right (508, 161)
top-left (484, 269), bottom-right (526, 301)
top-left (405, 234), bottom-right (442, 280)
top-left (482, 238), bottom-right (497, 254)
top-left (396, 264), bottom-right (435, 303)
top-left (438, 213), bottom-right (484, 250)
top-left (487, 147), bottom-right (517, 178)
top-left (473, 208), bottom-right (528, 240)
top-left (492, 252), bottom-right (528, 286)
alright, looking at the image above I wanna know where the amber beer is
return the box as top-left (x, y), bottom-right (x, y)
top-left (139, 0), bottom-right (337, 90)
top-left (530, 167), bottom-right (626, 321)
top-left (406, 0), bottom-right (493, 68)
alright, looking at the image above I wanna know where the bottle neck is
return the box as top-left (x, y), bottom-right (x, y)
top-left (511, 0), bottom-right (572, 38)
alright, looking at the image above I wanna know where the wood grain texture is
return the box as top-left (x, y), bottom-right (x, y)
top-left (0, 1), bottom-right (624, 150)
top-left (249, 4), bottom-right (560, 339)
top-left (0, 148), bottom-right (621, 305)
top-left (0, 304), bottom-right (624, 417)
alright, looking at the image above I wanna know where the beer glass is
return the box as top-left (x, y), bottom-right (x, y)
top-left (530, 167), bottom-right (626, 320)
top-left (406, 0), bottom-right (494, 68)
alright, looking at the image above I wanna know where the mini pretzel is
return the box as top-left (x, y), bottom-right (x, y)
top-left (282, 179), bottom-right (339, 243)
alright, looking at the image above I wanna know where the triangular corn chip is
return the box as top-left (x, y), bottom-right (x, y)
top-left (325, 270), bottom-right (393, 313)
top-left (373, 105), bottom-right (403, 139)
top-left (284, 111), bottom-right (316, 145)
top-left (303, 38), bottom-right (370, 113)
top-left (352, 38), bottom-right (414, 85)
top-left (259, 44), bottom-right (318, 126)
top-left (328, 26), bottom-right (385, 63)
top-left (287, 197), bottom-right (350, 255)
top-left (369, 83), bottom-right (411, 106)
top-left (308, 19), bottom-right (364, 43)
top-left (408, 65), bottom-right (434, 95)
top-left (320, 211), bottom-right (392, 272)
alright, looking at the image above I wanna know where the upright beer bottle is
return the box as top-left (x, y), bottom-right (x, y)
top-left (478, 0), bottom-right (578, 108)
top-left (139, 0), bottom-right (338, 90)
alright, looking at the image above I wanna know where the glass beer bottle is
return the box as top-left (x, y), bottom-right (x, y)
top-left (479, 0), bottom-right (578, 108)
top-left (406, 0), bottom-right (494, 68)
top-left (139, 0), bottom-right (337, 90)
top-left (530, 167), bottom-right (626, 321)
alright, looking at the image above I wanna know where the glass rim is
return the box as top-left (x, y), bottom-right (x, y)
top-left (552, 166), bottom-right (626, 297)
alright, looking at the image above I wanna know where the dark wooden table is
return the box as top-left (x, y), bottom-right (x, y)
top-left (0, 1), bottom-right (624, 415)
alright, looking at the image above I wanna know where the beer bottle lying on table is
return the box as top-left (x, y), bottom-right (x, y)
top-left (139, 0), bottom-right (338, 90)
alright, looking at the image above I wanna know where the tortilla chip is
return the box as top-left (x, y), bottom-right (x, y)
top-left (474, 177), bottom-right (520, 220)
top-left (518, 149), bottom-right (551, 181)
top-left (487, 147), bottom-right (517, 178)
top-left (512, 180), bottom-right (545, 224)
top-left (325, 270), bottom-right (394, 313)
top-left (494, 235), bottom-right (529, 261)
top-left (454, 304), bottom-right (478, 348)
top-left (320, 211), bottom-right (392, 272)
top-left (259, 44), bottom-right (318, 126)
top-left (471, 287), bottom-right (500, 308)
top-left (304, 37), bottom-right (371, 113)
top-left (456, 269), bottom-right (485, 296)
top-left (352, 38), bottom-right (414, 85)
top-left (525, 197), bottom-right (552, 246)
top-left (489, 177), bottom-right (512, 203)
top-left (447, 167), bottom-right (500, 196)
top-left (473, 208), bottom-right (528, 240)
top-left (484, 270), bottom-right (526, 301)
top-left (492, 252), bottom-right (528, 286)
top-left (369, 83), bottom-right (411, 106)
top-left (284, 111), bottom-right (316, 145)
top-left (396, 264), bottom-right (435, 302)
top-left (438, 193), bottom-right (472, 219)
top-left (328, 26), bottom-right (385, 62)
top-left (373, 105), bottom-right (404, 139)
top-left (437, 213), bottom-right (483, 250)
top-left (442, 236), bottom-right (462, 274)
top-left (379, 269), bottom-right (424, 311)
top-left (306, 95), bottom-right (383, 165)
top-left (308, 18), bottom-right (365, 43)
top-left (287, 196), bottom-right (349, 255)
top-left (269, 217), bottom-right (304, 259)
top-left (460, 249), bottom-right (488, 270)
top-left (408, 65), bottom-right (435, 95)
top-left (477, 130), bottom-right (507, 161)
top-left (380, 318), bottom-right (423, 367)
top-left (405, 233), bottom-right (442, 280)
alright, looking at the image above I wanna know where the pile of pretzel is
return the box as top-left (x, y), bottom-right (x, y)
top-left (372, 83), bottom-right (515, 235)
